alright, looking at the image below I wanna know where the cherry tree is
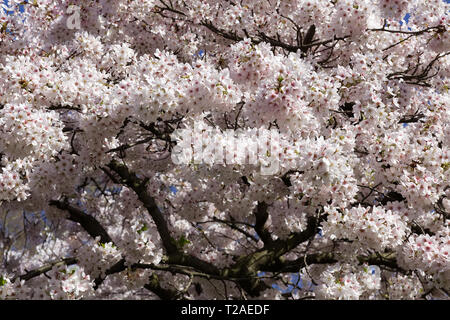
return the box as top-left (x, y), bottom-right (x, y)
top-left (0, 0), bottom-right (449, 300)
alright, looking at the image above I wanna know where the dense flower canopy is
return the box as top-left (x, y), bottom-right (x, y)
top-left (0, 0), bottom-right (449, 300)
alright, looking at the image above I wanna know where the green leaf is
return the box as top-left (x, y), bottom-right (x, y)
top-left (19, 79), bottom-right (29, 89)
top-left (177, 235), bottom-right (191, 247)
top-left (137, 223), bottom-right (148, 234)
top-left (0, 276), bottom-right (7, 286)
top-left (238, 56), bottom-right (251, 63)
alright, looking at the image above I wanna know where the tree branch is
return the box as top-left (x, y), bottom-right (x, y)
top-left (369, 24), bottom-right (446, 35)
top-left (106, 160), bottom-right (221, 277)
top-left (253, 201), bottom-right (273, 246)
top-left (12, 257), bottom-right (77, 282)
top-left (144, 273), bottom-right (179, 300)
top-left (48, 200), bottom-right (114, 244)
top-left (107, 160), bottom-right (178, 254)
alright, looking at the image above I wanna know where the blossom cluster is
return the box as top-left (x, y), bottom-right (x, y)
top-left (314, 263), bottom-right (381, 300)
top-left (0, 265), bottom-right (94, 300)
top-left (322, 205), bottom-right (407, 251)
top-left (0, 0), bottom-right (448, 300)
top-left (399, 232), bottom-right (450, 276)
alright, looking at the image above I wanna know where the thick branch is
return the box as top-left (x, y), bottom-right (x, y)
top-left (201, 21), bottom-right (244, 42)
top-left (144, 273), bottom-right (179, 300)
top-left (258, 31), bottom-right (349, 54)
top-left (106, 160), bottom-right (221, 276)
top-left (93, 258), bottom-right (127, 289)
top-left (253, 201), bottom-right (273, 246)
top-left (357, 252), bottom-right (406, 273)
top-left (48, 105), bottom-right (82, 112)
top-left (262, 251), bottom-right (406, 274)
top-left (107, 160), bottom-right (178, 254)
top-left (218, 215), bottom-right (322, 296)
top-left (49, 200), bottom-right (113, 244)
top-left (12, 257), bottom-right (77, 282)
top-left (398, 113), bottom-right (425, 124)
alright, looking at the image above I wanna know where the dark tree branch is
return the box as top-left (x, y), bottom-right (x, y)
top-left (387, 51), bottom-right (450, 87)
top-left (302, 24), bottom-right (316, 53)
top-left (101, 160), bottom-right (410, 298)
top-left (369, 24), bottom-right (446, 35)
top-left (198, 217), bottom-right (259, 243)
top-left (12, 256), bottom-right (177, 300)
top-left (144, 273), bottom-right (179, 300)
top-left (12, 257), bottom-right (77, 282)
top-left (106, 136), bottom-right (153, 154)
top-left (253, 201), bottom-right (273, 246)
top-left (107, 160), bottom-right (178, 254)
top-left (262, 250), bottom-right (406, 274)
top-left (155, 0), bottom-right (187, 17)
top-left (280, 170), bottom-right (303, 187)
top-left (106, 160), bottom-right (221, 277)
top-left (358, 252), bottom-right (406, 273)
top-left (257, 31), bottom-right (349, 54)
top-left (218, 215), bottom-right (323, 296)
top-left (48, 200), bottom-right (113, 244)
top-left (201, 21), bottom-right (244, 42)
top-left (93, 258), bottom-right (126, 289)
top-left (48, 105), bottom-right (82, 112)
top-left (398, 112), bottom-right (425, 124)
